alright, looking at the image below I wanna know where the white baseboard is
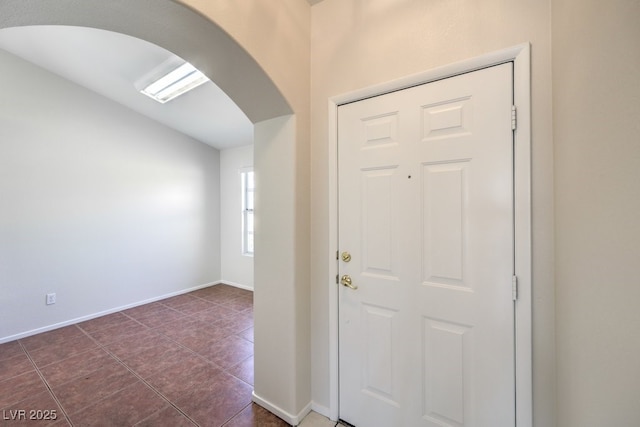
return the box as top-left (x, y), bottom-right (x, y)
top-left (218, 280), bottom-right (254, 291)
top-left (252, 392), bottom-right (312, 426)
top-left (0, 281), bottom-right (219, 344)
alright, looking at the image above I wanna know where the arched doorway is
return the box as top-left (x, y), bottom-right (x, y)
top-left (0, 0), bottom-right (290, 122)
top-left (0, 1), bottom-right (311, 424)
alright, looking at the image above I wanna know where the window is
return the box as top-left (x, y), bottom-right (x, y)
top-left (241, 169), bottom-right (254, 255)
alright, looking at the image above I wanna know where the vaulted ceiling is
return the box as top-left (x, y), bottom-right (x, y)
top-left (0, 25), bottom-right (254, 150)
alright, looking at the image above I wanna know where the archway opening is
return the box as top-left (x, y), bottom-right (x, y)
top-left (1, 0), bottom-right (306, 424)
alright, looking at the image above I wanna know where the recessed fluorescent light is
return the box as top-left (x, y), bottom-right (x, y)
top-left (140, 62), bottom-right (209, 104)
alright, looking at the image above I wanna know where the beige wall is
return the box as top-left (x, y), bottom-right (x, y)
top-left (179, 0), bottom-right (310, 116)
top-left (310, 0), bottom-right (555, 424)
top-left (5, 0), bottom-right (639, 424)
top-left (553, 1), bottom-right (640, 426)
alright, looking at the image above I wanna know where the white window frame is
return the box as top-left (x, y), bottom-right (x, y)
top-left (241, 168), bottom-right (254, 256)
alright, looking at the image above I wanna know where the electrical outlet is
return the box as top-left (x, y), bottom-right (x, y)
top-left (46, 293), bottom-right (56, 305)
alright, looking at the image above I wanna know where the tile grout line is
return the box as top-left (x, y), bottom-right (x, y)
top-left (220, 402), bottom-right (254, 427)
top-left (78, 301), bottom-right (254, 425)
top-left (11, 286), bottom-right (253, 427)
top-left (17, 340), bottom-right (74, 427)
top-left (117, 309), bottom-right (251, 373)
top-left (76, 321), bottom-right (202, 427)
top-left (113, 303), bottom-right (255, 425)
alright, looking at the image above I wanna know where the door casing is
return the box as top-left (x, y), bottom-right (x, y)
top-left (327, 43), bottom-right (532, 426)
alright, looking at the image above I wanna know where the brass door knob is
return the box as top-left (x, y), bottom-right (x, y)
top-left (341, 275), bottom-right (357, 290)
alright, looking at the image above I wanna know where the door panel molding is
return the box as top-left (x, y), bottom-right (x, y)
top-left (327, 43), bottom-right (531, 426)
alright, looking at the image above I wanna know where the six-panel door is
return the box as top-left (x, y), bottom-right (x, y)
top-left (338, 63), bottom-right (515, 427)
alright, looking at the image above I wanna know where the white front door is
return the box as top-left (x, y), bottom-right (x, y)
top-left (338, 63), bottom-right (515, 427)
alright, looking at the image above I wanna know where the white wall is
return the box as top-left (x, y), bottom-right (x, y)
top-left (220, 145), bottom-right (254, 289)
top-left (253, 115), bottom-right (311, 422)
top-left (310, 0), bottom-right (555, 424)
top-left (553, 1), bottom-right (640, 426)
top-left (0, 49), bottom-right (221, 341)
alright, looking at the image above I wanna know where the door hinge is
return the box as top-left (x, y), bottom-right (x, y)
top-left (336, 250), bottom-right (339, 260)
top-left (511, 105), bottom-right (517, 131)
top-left (512, 275), bottom-right (518, 300)
top-left (336, 274), bottom-right (339, 284)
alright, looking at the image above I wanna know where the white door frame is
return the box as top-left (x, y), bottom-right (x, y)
top-left (327, 43), bottom-right (532, 426)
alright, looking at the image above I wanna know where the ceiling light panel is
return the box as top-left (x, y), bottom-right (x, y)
top-left (140, 62), bottom-right (209, 104)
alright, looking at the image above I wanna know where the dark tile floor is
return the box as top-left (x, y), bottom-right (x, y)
top-left (0, 284), bottom-right (289, 426)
